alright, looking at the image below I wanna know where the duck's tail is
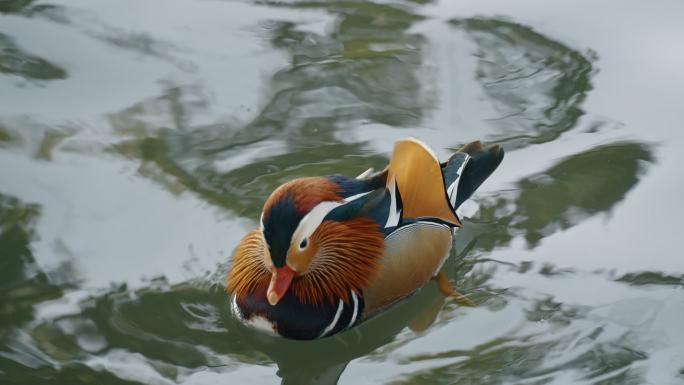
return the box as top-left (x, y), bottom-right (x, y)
top-left (443, 141), bottom-right (504, 211)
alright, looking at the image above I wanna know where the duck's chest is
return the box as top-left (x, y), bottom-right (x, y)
top-left (231, 286), bottom-right (364, 340)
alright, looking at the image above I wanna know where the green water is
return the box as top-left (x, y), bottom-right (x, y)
top-left (1, 0), bottom-right (683, 384)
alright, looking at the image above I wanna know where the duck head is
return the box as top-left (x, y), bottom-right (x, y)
top-left (229, 176), bottom-right (385, 308)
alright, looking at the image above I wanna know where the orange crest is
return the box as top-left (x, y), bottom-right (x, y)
top-left (263, 177), bottom-right (342, 215)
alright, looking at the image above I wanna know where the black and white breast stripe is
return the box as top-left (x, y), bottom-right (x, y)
top-left (318, 290), bottom-right (363, 338)
top-left (233, 288), bottom-right (365, 340)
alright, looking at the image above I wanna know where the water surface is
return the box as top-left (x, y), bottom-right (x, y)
top-left (2, 0), bottom-right (684, 384)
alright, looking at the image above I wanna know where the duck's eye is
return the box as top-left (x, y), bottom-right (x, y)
top-left (299, 237), bottom-right (308, 249)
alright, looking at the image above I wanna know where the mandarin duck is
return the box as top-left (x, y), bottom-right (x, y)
top-left (227, 138), bottom-right (503, 339)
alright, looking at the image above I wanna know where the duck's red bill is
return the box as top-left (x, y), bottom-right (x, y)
top-left (267, 266), bottom-right (295, 306)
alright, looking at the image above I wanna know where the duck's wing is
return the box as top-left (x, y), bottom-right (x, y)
top-left (326, 138), bottom-right (466, 232)
top-left (329, 139), bottom-right (504, 225)
top-left (385, 138), bottom-right (463, 227)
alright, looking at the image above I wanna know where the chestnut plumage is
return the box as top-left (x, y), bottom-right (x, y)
top-left (227, 138), bottom-right (504, 339)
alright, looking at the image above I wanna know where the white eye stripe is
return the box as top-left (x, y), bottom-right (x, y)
top-left (292, 201), bottom-right (344, 243)
top-left (289, 191), bottom-right (374, 247)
